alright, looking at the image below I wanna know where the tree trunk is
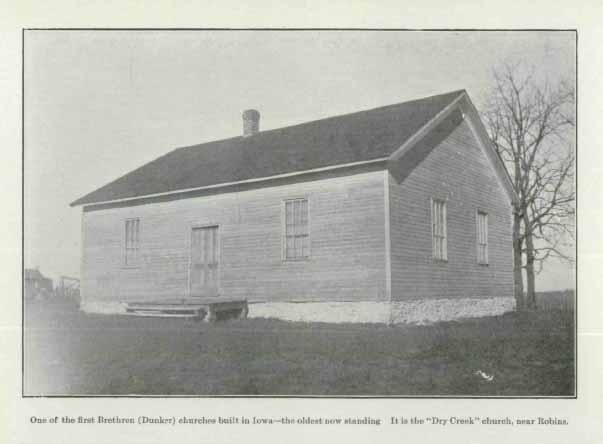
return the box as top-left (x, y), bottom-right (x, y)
top-left (524, 219), bottom-right (537, 309)
top-left (512, 208), bottom-right (525, 310)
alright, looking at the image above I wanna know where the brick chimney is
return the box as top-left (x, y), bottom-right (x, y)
top-left (242, 109), bottom-right (260, 136)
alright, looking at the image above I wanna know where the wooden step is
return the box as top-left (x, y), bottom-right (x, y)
top-left (126, 305), bottom-right (204, 312)
top-left (125, 311), bottom-right (200, 318)
top-left (124, 298), bottom-right (248, 321)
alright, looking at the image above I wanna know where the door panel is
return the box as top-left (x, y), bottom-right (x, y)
top-left (190, 226), bottom-right (219, 297)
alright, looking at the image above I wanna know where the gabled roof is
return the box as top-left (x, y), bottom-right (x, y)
top-left (71, 90), bottom-right (468, 206)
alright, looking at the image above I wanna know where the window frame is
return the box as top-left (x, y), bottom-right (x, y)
top-left (124, 218), bottom-right (141, 267)
top-left (476, 210), bottom-right (489, 265)
top-left (282, 197), bottom-right (311, 261)
top-left (431, 198), bottom-right (448, 262)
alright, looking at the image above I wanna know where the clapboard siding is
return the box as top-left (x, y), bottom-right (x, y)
top-left (81, 169), bottom-right (387, 304)
top-left (388, 110), bottom-right (513, 300)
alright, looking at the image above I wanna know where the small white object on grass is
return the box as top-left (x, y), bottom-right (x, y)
top-left (475, 370), bottom-right (494, 381)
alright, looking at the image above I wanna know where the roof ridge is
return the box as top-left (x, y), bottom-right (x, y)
top-left (172, 89), bottom-right (467, 153)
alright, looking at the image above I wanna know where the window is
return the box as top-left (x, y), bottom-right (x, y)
top-left (284, 198), bottom-right (309, 259)
top-left (477, 211), bottom-right (488, 264)
top-left (432, 199), bottom-right (447, 261)
top-left (125, 218), bottom-right (140, 266)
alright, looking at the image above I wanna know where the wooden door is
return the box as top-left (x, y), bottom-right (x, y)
top-left (190, 226), bottom-right (219, 297)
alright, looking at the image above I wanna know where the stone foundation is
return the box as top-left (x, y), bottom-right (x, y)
top-left (389, 297), bottom-right (515, 325)
top-left (249, 301), bottom-right (392, 324)
top-left (249, 297), bottom-right (515, 325)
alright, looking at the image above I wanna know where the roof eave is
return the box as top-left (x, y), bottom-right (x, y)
top-left (70, 157), bottom-right (390, 208)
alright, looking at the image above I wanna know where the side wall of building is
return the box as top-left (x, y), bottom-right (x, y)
top-left (81, 169), bottom-right (387, 309)
top-left (388, 109), bottom-right (514, 303)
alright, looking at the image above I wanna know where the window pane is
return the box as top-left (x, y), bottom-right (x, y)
top-left (125, 222), bottom-right (129, 248)
top-left (434, 201), bottom-right (439, 235)
top-left (433, 201), bottom-right (437, 257)
top-left (125, 219), bottom-right (140, 264)
top-left (294, 200), bottom-right (300, 226)
top-left (439, 202), bottom-right (445, 236)
top-left (477, 216), bottom-right (481, 244)
top-left (437, 203), bottom-right (441, 234)
top-left (441, 203), bottom-right (446, 236)
top-left (433, 201), bottom-right (437, 237)
top-left (301, 200), bottom-right (308, 225)
top-left (286, 202), bottom-right (293, 225)
top-left (126, 220), bottom-right (132, 248)
top-left (286, 236), bottom-right (294, 258)
top-left (478, 214), bottom-right (483, 243)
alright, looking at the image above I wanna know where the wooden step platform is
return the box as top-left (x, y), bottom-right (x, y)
top-left (125, 298), bottom-right (248, 321)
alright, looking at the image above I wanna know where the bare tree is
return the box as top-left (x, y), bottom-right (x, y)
top-left (482, 63), bottom-right (575, 310)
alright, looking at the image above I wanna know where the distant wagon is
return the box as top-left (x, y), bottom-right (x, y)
top-left (71, 90), bottom-right (516, 324)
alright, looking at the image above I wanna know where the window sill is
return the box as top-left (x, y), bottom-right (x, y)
top-left (433, 258), bottom-right (448, 263)
top-left (122, 264), bottom-right (141, 269)
top-left (478, 262), bottom-right (489, 267)
top-left (283, 257), bottom-right (311, 262)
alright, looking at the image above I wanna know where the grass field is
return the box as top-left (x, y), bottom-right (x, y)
top-left (23, 296), bottom-right (575, 396)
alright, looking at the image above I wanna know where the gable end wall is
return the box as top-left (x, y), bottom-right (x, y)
top-left (388, 109), bottom-right (513, 301)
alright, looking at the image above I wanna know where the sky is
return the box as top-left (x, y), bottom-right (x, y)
top-left (24, 30), bottom-right (576, 290)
